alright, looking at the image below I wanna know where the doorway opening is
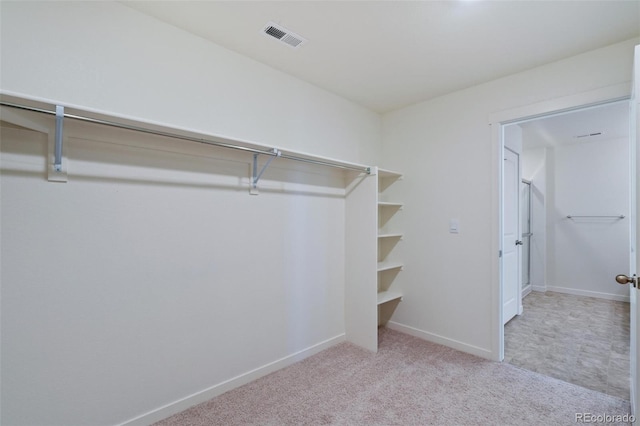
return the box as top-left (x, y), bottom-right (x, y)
top-left (499, 100), bottom-right (631, 399)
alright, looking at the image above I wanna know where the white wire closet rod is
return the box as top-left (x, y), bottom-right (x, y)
top-left (0, 101), bottom-right (372, 175)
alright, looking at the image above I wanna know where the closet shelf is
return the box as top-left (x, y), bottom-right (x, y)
top-left (0, 96), bottom-right (372, 191)
top-left (377, 169), bottom-right (402, 178)
top-left (377, 262), bottom-right (403, 272)
top-left (377, 169), bottom-right (402, 192)
top-left (377, 291), bottom-right (403, 305)
top-left (378, 233), bottom-right (403, 239)
top-left (378, 202), bottom-right (403, 208)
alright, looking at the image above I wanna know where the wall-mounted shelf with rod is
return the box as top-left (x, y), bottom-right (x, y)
top-left (0, 97), bottom-right (371, 192)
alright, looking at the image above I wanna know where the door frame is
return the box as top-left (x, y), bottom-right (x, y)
top-left (521, 178), bottom-right (532, 300)
top-left (489, 82), bottom-right (631, 362)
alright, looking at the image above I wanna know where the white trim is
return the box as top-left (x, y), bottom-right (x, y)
top-left (522, 284), bottom-right (532, 298)
top-left (490, 83), bottom-right (633, 362)
top-left (117, 334), bottom-right (345, 426)
top-left (491, 122), bottom-right (502, 362)
top-left (488, 82), bottom-right (631, 124)
top-left (532, 285), bottom-right (547, 293)
top-left (386, 322), bottom-right (494, 361)
top-left (545, 286), bottom-right (630, 303)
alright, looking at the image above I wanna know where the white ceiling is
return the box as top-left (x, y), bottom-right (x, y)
top-left (520, 101), bottom-right (630, 149)
top-left (123, 1), bottom-right (639, 113)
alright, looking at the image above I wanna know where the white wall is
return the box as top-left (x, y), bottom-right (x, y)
top-left (1, 116), bottom-right (349, 426)
top-left (0, 1), bottom-right (381, 165)
top-left (381, 38), bottom-right (638, 358)
top-left (522, 147), bottom-right (547, 291)
top-left (547, 138), bottom-right (629, 300)
top-left (0, 2), bottom-right (382, 426)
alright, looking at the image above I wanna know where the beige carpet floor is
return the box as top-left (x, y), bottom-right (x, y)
top-left (154, 328), bottom-right (630, 425)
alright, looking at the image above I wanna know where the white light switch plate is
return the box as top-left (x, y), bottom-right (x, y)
top-left (449, 219), bottom-right (459, 234)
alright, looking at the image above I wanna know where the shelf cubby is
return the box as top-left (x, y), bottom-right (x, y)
top-left (378, 202), bottom-right (403, 228)
top-left (378, 169), bottom-right (403, 192)
top-left (376, 168), bottom-right (403, 330)
top-left (378, 233), bottom-right (402, 262)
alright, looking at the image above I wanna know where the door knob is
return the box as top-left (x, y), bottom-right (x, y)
top-left (515, 240), bottom-right (523, 246)
top-left (615, 274), bottom-right (636, 286)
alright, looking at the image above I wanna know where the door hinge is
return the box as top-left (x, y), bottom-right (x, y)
top-left (499, 250), bottom-right (502, 258)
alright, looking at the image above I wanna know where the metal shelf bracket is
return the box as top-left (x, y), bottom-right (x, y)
top-left (250, 148), bottom-right (281, 195)
top-left (54, 105), bottom-right (64, 172)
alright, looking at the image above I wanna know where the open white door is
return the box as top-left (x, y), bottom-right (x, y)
top-left (503, 125), bottom-right (523, 324)
top-left (618, 44), bottom-right (640, 415)
top-left (631, 44), bottom-right (639, 416)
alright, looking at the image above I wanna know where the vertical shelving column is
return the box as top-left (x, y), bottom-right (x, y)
top-left (345, 169), bottom-right (378, 352)
top-left (345, 167), bottom-right (403, 352)
top-left (377, 169), bottom-right (403, 326)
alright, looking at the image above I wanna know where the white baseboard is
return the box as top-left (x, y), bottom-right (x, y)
top-left (386, 321), bottom-right (493, 360)
top-left (545, 285), bottom-right (629, 302)
top-left (522, 284), bottom-right (532, 298)
top-left (532, 285), bottom-right (547, 293)
top-left (118, 334), bottom-right (346, 426)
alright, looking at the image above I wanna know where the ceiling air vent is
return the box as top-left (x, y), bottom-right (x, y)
top-left (262, 22), bottom-right (307, 49)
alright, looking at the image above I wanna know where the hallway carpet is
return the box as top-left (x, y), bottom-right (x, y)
top-left (154, 328), bottom-right (630, 425)
top-left (505, 291), bottom-right (630, 400)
